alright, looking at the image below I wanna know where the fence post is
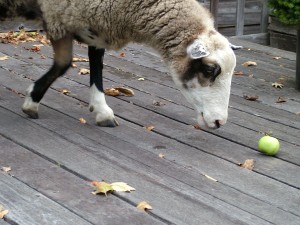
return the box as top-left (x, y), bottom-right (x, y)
top-left (210, 0), bottom-right (219, 28)
top-left (260, 0), bottom-right (269, 33)
top-left (236, 0), bottom-right (245, 36)
top-left (296, 28), bottom-right (300, 91)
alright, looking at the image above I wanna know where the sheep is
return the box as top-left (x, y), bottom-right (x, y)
top-left (0, 0), bottom-right (239, 129)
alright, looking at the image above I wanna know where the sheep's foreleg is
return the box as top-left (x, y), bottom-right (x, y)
top-left (22, 35), bottom-right (73, 118)
top-left (88, 46), bottom-right (118, 127)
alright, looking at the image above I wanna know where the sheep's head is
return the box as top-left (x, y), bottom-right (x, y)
top-left (170, 31), bottom-right (238, 129)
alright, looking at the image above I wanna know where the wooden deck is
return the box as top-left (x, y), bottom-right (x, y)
top-left (0, 34), bottom-right (299, 224)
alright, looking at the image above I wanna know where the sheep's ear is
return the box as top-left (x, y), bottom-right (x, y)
top-left (229, 43), bottom-right (243, 50)
top-left (187, 40), bottom-right (210, 59)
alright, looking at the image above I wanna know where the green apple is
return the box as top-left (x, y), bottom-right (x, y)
top-left (258, 136), bottom-right (280, 156)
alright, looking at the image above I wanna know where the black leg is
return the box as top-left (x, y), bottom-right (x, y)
top-left (88, 46), bottom-right (118, 127)
top-left (22, 35), bottom-right (73, 118)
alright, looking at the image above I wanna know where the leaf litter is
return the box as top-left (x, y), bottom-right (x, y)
top-left (91, 181), bottom-right (135, 196)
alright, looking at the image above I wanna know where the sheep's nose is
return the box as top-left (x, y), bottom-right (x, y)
top-left (214, 119), bottom-right (225, 129)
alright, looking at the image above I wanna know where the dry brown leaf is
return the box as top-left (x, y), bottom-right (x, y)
top-left (78, 68), bottom-right (90, 75)
top-left (296, 112), bottom-right (300, 116)
top-left (243, 94), bottom-right (259, 101)
top-left (239, 159), bottom-right (255, 170)
top-left (91, 181), bottom-right (114, 196)
top-left (71, 63), bottom-right (77, 68)
top-left (114, 87), bottom-right (134, 97)
top-left (276, 97), bottom-right (286, 103)
top-left (79, 118), bottom-right (87, 124)
top-left (193, 124), bottom-right (202, 130)
top-left (1, 166), bottom-right (11, 173)
top-left (204, 175), bottom-right (218, 182)
top-left (272, 82), bottom-right (284, 88)
top-left (73, 57), bottom-right (89, 62)
top-left (137, 201), bottom-right (152, 211)
top-left (234, 71), bottom-right (244, 76)
top-left (242, 61), bottom-right (257, 67)
top-left (110, 182), bottom-right (135, 192)
top-left (0, 56), bottom-right (8, 61)
top-left (0, 206), bottom-right (8, 219)
top-left (104, 88), bottom-right (120, 96)
top-left (119, 52), bottom-right (125, 57)
top-left (145, 125), bottom-right (155, 131)
top-left (159, 153), bottom-right (165, 158)
top-left (153, 100), bottom-right (166, 106)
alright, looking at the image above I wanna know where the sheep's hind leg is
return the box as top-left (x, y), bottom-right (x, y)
top-left (22, 35), bottom-right (73, 118)
top-left (88, 46), bottom-right (118, 127)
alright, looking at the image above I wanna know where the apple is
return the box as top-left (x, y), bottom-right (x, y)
top-left (258, 136), bottom-right (280, 156)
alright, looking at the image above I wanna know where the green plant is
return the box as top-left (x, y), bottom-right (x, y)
top-left (268, 0), bottom-right (300, 25)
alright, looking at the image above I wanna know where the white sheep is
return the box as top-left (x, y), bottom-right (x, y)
top-left (0, 0), bottom-right (238, 129)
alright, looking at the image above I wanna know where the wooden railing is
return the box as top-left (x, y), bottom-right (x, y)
top-left (203, 0), bottom-right (269, 36)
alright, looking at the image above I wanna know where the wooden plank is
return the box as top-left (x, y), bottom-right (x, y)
top-left (0, 135), bottom-right (165, 225)
top-left (1, 82), bottom-right (299, 225)
top-left (0, 173), bottom-right (91, 225)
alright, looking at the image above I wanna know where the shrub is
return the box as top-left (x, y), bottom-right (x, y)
top-left (268, 0), bottom-right (300, 25)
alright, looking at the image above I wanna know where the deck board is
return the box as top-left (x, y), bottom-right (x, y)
top-left (0, 32), bottom-right (299, 224)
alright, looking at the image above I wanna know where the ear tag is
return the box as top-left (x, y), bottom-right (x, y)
top-left (187, 40), bottom-right (210, 59)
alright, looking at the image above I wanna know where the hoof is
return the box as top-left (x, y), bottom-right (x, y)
top-left (97, 118), bottom-right (119, 127)
top-left (22, 108), bottom-right (39, 119)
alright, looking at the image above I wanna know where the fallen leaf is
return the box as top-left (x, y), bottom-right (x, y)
top-left (137, 201), bottom-right (152, 211)
top-left (114, 87), bottom-right (134, 97)
top-left (61, 89), bottom-right (71, 94)
top-left (40, 54), bottom-right (46, 59)
top-left (243, 94), bottom-right (259, 101)
top-left (153, 100), bottom-right (166, 106)
top-left (193, 124), bottom-right (202, 130)
top-left (234, 71), bottom-right (244, 76)
top-left (273, 56), bottom-right (281, 60)
top-left (79, 118), bottom-right (87, 124)
top-left (73, 57), bottom-right (89, 62)
top-left (104, 88), bottom-right (120, 97)
top-left (0, 206), bottom-right (8, 219)
top-left (91, 181), bottom-right (114, 196)
top-left (137, 77), bottom-right (145, 81)
top-left (204, 174), bottom-right (218, 182)
top-left (111, 182), bottom-right (135, 192)
top-left (296, 112), bottom-right (300, 116)
top-left (159, 153), bottom-right (165, 158)
top-left (119, 52), bottom-right (125, 57)
top-left (78, 68), bottom-right (90, 75)
top-left (242, 61), bottom-right (257, 67)
top-left (272, 82), bottom-right (284, 88)
top-left (145, 125), bottom-right (155, 131)
top-left (30, 46), bottom-right (41, 52)
top-left (239, 159), bottom-right (255, 170)
top-left (276, 97), bottom-right (286, 103)
top-left (1, 166), bottom-right (11, 173)
top-left (71, 63), bottom-right (77, 68)
top-left (0, 56), bottom-right (8, 61)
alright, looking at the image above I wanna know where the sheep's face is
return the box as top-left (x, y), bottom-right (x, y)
top-left (170, 34), bottom-right (237, 129)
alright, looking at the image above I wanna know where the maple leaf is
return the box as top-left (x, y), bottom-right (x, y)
top-left (0, 206), bottom-right (8, 219)
top-left (110, 182), bottom-right (136, 192)
top-left (61, 89), bottom-right (71, 95)
top-left (104, 88), bottom-right (120, 97)
top-left (114, 87), bottom-right (134, 97)
top-left (137, 201), bottom-right (152, 211)
top-left (91, 181), bottom-right (113, 196)
top-left (119, 52), bottom-right (125, 57)
top-left (242, 61), bottom-right (257, 67)
top-left (239, 159), bottom-right (255, 170)
top-left (272, 82), bottom-right (284, 88)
